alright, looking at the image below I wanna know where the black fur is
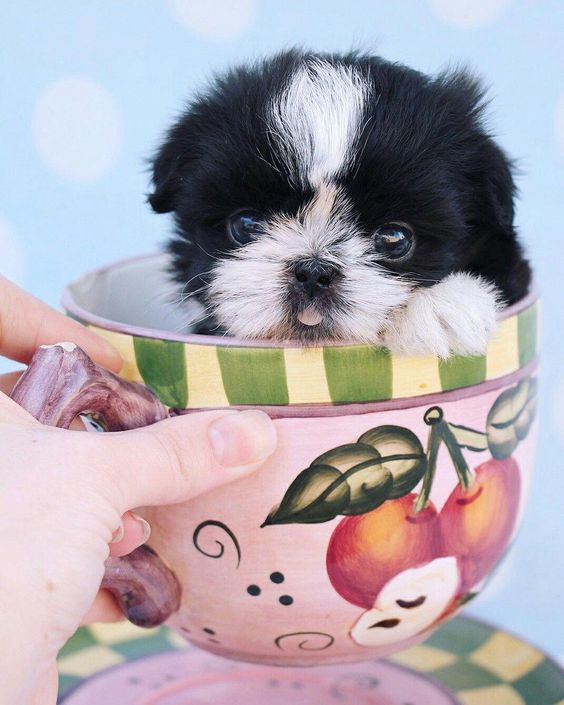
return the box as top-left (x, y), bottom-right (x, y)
top-left (149, 49), bottom-right (531, 334)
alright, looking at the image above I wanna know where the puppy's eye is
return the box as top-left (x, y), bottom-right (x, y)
top-left (373, 222), bottom-right (414, 260)
top-left (226, 209), bottom-right (266, 245)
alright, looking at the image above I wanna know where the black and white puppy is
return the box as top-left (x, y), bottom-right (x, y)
top-left (149, 49), bottom-right (531, 357)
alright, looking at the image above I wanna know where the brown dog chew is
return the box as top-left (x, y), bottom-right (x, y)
top-left (102, 545), bottom-right (182, 628)
top-left (10, 342), bottom-right (182, 627)
top-left (10, 342), bottom-right (168, 430)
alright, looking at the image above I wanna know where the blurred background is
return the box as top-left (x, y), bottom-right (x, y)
top-left (1, 0), bottom-right (562, 657)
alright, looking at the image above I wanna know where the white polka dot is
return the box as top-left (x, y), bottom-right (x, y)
top-left (556, 93), bottom-right (564, 158)
top-left (32, 77), bottom-right (122, 182)
top-left (427, 0), bottom-right (511, 28)
top-left (0, 216), bottom-right (26, 285)
top-left (167, 0), bottom-right (258, 41)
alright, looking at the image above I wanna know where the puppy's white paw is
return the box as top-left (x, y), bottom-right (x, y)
top-left (381, 273), bottom-right (501, 359)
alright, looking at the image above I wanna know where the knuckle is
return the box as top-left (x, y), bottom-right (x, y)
top-left (150, 424), bottom-right (191, 484)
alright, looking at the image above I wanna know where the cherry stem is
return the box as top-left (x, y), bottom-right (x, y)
top-left (414, 413), bottom-right (442, 513)
top-left (415, 406), bottom-right (474, 511)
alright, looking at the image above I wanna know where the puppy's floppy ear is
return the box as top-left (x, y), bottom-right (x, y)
top-left (435, 68), bottom-right (516, 232)
top-left (467, 138), bottom-right (532, 303)
top-left (472, 138), bottom-right (516, 232)
top-left (466, 124), bottom-right (532, 302)
top-left (436, 68), bottom-right (530, 302)
top-left (148, 122), bottom-right (193, 214)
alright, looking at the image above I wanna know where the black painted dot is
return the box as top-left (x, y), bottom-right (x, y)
top-left (203, 627), bottom-right (216, 635)
top-left (180, 626), bottom-right (191, 633)
top-left (270, 571), bottom-right (285, 584)
top-left (247, 584), bottom-right (261, 596)
top-left (279, 594), bottom-right (294, 606)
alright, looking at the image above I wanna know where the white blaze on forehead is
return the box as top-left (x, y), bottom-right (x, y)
top-left (269, 59), bottom-right (368, 187)
top-left (252, 182), bottom-right (359, 264)
top-left (295, 181), bottom-right (353, 255)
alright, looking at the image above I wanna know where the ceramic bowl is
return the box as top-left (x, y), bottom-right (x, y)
top-left (55, 254), bottom-right (539, 666)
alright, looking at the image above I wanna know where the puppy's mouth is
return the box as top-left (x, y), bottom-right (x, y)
top-left (286, 296), bottom-right (349, 345)
top-left (204, 255), bottom-right (406, 345)
top-left (297, 304), bottom-right (324, 327)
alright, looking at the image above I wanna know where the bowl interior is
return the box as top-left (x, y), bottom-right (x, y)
top-left (65, 253), bottom-right (197, 335)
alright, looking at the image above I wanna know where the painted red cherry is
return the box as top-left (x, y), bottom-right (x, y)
top-left (326, 494), bottom-right (442, 608)
top-left (439, 457), bottom-right (521, 592)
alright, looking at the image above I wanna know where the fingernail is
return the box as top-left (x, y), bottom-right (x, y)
top-left (132, 513), bottom-right (151, 543)
top-left (208, 410), bottom-right (276, 468)
top-left (110, 522), bottom-right (124, 544)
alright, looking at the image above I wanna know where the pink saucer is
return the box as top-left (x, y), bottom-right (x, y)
top-left (60, 648), bottom-right (457, 705)
top-left (58, 617), bottom-right (564, 705)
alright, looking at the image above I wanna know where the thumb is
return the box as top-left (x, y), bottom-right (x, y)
top-left (88, 409), bottom-right (277, 510)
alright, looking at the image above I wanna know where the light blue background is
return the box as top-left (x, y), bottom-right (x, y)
top-left (1, 0), bottom-right (562, 657)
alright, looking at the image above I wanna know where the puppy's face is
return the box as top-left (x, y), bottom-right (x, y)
top-left (150, 51), bottom-right (524, 344)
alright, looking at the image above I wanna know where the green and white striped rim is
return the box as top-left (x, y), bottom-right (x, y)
top-left (74, 299), bottom-right (539, 410)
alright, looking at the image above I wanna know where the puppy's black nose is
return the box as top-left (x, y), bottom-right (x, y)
top-left (293, 260), bottom-right (337, 298)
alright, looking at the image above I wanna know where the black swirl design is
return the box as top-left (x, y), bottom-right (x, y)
top-left (192, 520), bottom-right (241, 568)
top-left (274, 631), bottom-right (335, 651)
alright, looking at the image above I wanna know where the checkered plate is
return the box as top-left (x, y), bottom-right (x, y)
top-left (58, 616), bottom-right (564, 705)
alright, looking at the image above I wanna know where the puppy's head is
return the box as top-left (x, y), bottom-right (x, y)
top-left (149, 50), bottom-right (527, 343)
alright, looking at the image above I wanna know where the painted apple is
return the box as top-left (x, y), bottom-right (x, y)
top-left (439, 457), bottom-right (521, 591)
top-left (350, 557), bottom-right (460, 647)
top-left (326, 494), bottom-right (441, 608)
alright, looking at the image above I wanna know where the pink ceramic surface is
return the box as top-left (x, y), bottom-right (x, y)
top-left (12, 255), bottom-right (539, 668)
top-left (141, 383), bottom-right (536, 665)
top-left (14, 346), bottom-right (537, 666)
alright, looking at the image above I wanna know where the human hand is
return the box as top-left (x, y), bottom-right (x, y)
top-left (0, 275), bottom-right (277, 705)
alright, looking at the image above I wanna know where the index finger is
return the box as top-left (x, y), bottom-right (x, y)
top-left (0, 275), bottom-right (122, 372)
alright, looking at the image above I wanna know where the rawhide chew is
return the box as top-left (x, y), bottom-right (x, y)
top-left (10, 342), bottom-right (182, 627)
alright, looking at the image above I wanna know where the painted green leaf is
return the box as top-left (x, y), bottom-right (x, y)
top-left (133, 338), bottom-right (188, 408)
top-left (262, 465), bottom-right (350, 526)
top-left (339, 459), bottom-right (394, 515)
top-left (447, 423), bottom-right (489, 452)
top-left (487, 377), bottom-right (537, 459)
top-left (263, 443), bottom-right (394, 526)
top-left (313, 443), bottom-right (379, 472)
top-left (514, 403), bottom-right (535, 441)
top-left (357, 425), bottom-right (427, 499)
top-left (313, 443), bottom-right (392, 513)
